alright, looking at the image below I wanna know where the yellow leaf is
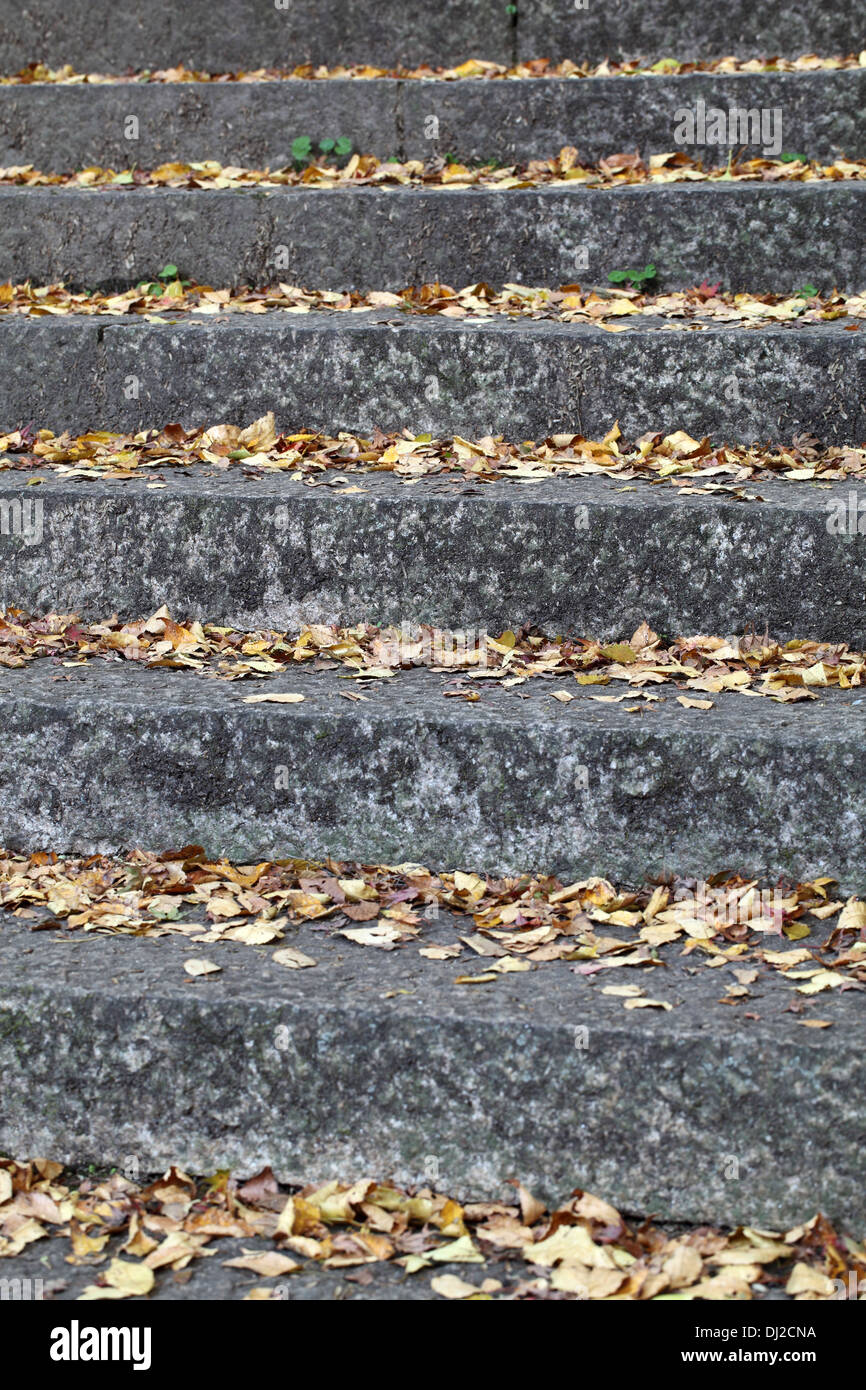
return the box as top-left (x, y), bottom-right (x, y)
top-left (272, 946), bottom-right (317, 969)
top-left (429, 1236), bottom-right (484, 1263)
top-left (241, 692), bottom-right (305, 704)
top-left (786, 1263), bottom-right (836, 1297)
top-left (795, 970), bottom-right (846, 995)
top-left (337, 878), bottom-right (378, 901)
top-left (184, 957), bottom-right (221, 977)
top-left (431, 1273), bottom-right (491, 1299)
top-left (101, 1258), bottom-right (155, 1298)
top-left (524, 1225), bottom-right (617, 1269)
top-left (838, 898), bottom-right (866, 933)
top-left (222, 1251), bottom-right (299, 1276)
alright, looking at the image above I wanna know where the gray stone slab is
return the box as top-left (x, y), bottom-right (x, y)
top-left (518, 0), bottom-right (861, 64)
top-left (0, 912), bottom-right (863, 1227)
top-left (1, 312), bottom-right (862, 441)
top-left (403, 70), bottom-right (866, 165)
top-left (0, 71), bottom-right (862, 168)
top-left (0, 0), bottom-right (854, 70)
top-left (0, 660), bottom-right (865, 886)
top-left (2, 469), bottom-right (866, 643)
top-left (0, 181), bottom-right (861, 292)
top-left (0, 78), bottom-right (404, 170)
top-left (0, 0), bottom-right (514, 71)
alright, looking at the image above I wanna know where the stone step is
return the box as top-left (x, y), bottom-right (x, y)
top-left (0, 0), bottom-right (855, 70)
top-left (0, 181), bottom-right (861, 291)
top-left (0, 908), bottom-right (862, 1228)
top-left (1, 312), bottom-right (861, 440)
top-left (3, 471), bottom-right (866, 642)
top-left (0, 659), bottom-right (864, 886)
top-left (0, 70), bottom-right (862, 167)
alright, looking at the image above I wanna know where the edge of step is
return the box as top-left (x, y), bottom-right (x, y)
top-left (0, 70), bottom-right (862, 166)
top-left (0, 912), bottom-right (862, 1227)
top-left (0, 660), bottom-right (864, 885)
top-left (0, 181), bottom-right (862, 290)
top-left (0, 0), bottom-right (856, 69)
top-left (0, 310), bottom-right (862, 440)
top-left (2, 470), bottom-right (866, 640)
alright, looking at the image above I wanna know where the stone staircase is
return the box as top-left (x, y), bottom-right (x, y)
top-left (0, 2), bottom-right (864, 1235)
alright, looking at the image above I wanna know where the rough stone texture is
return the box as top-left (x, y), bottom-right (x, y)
top-left (0, 71), bottom-right (862, 168)
top-left (0, 0), bottom-right (855, 70)
top-left (0, 0), bottom-right (514, 70)
top-left (0, 317), bottom-right (106, 427)
top-left (3, 470), bottom-right (866, 643)
top-left (0, 79), bottom-right (405, 170)
top-left (0, 915), bottom-right (863, 1228)
top-left (0, 181), bottom-right (862, 292)
top-left (2, 312), bottom-right (862, 441)
top-left (404, 71), bottom-right (866, 165)
top-left (0, 661), bottom-right (865, 887)
top-left (518, 0), bottom-right (861, 64)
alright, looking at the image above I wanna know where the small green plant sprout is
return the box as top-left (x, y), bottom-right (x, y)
top-left (291, 134), bottom-right (353, 168)
top-left (797, 283), bottom-right (820, 299)
top-left (780, 152), bottom-right (808, 163)
top-left (136, 264), bottom-right (188, 297)
top-left (318, 136), bottom-right (353, 158)
top-left (608, 263), bottom-right (657, 290)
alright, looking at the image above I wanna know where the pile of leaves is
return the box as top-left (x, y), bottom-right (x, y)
top-left (0, 609), bottom-right (864, 704)
top-left (2, 850), bottom-right (866, 1012)
top-left (0, 149), bottom-right (863, 189)
top-left (2, 416), bottom-right (864, 492)
top-left (1, 276), bottom-right (862, 329)
top-left (0, 1158), bottom-right (862, 1300)
top-left (3, 53), bottom-right (863, 83)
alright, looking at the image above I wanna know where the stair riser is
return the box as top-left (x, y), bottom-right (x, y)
top-left (0, 666), bottom-right (864, 886)
top-left (1, 921), bottom-right (862, 1228)
top-left (520, 1), bottom-right (861, 67)
top-left (1, 72), bottom-right (862, 167)
top-left (2, 477), bottom-right (866, 641)
top-left (0, 0), bottom-right (854, 69)
top-left (2, 316), bottom-right (862, 440)
top-left (1, 183), bottom-right (861, 291)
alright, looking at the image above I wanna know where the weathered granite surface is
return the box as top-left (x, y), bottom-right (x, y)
top-left (0, 313), bottom-right (861, 440)
top-left (0, 0), bottom-right (513, 70)
top-left (0, 182), bottom-right (861, 291)
top-left (2, 470), bottom-right (866, 641)
top-left (0, 0), bottom-right (854, 69)
top-left (0, 913), bottom-right (863, 1227)
top-left (0, 662), bottom-right (865, 886)
top-left (0, 71), bottom-right (861, 168)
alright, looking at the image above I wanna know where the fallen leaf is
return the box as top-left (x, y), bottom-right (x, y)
top-left (184, 957), bottom-right (221, 977)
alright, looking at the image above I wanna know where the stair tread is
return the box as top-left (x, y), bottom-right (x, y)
top-left (0, 906), bottom-right (862, 1225)
top-left (0, 0), bottom-right (855, 69)
top-left (0, 68), bottom-right (861, 166)
top-left (0, 658), bottom-right (864, 882)
top-left (1, 306), bottom-right (861, 441)
top-left (0, 180), bottom-right (861, 293)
